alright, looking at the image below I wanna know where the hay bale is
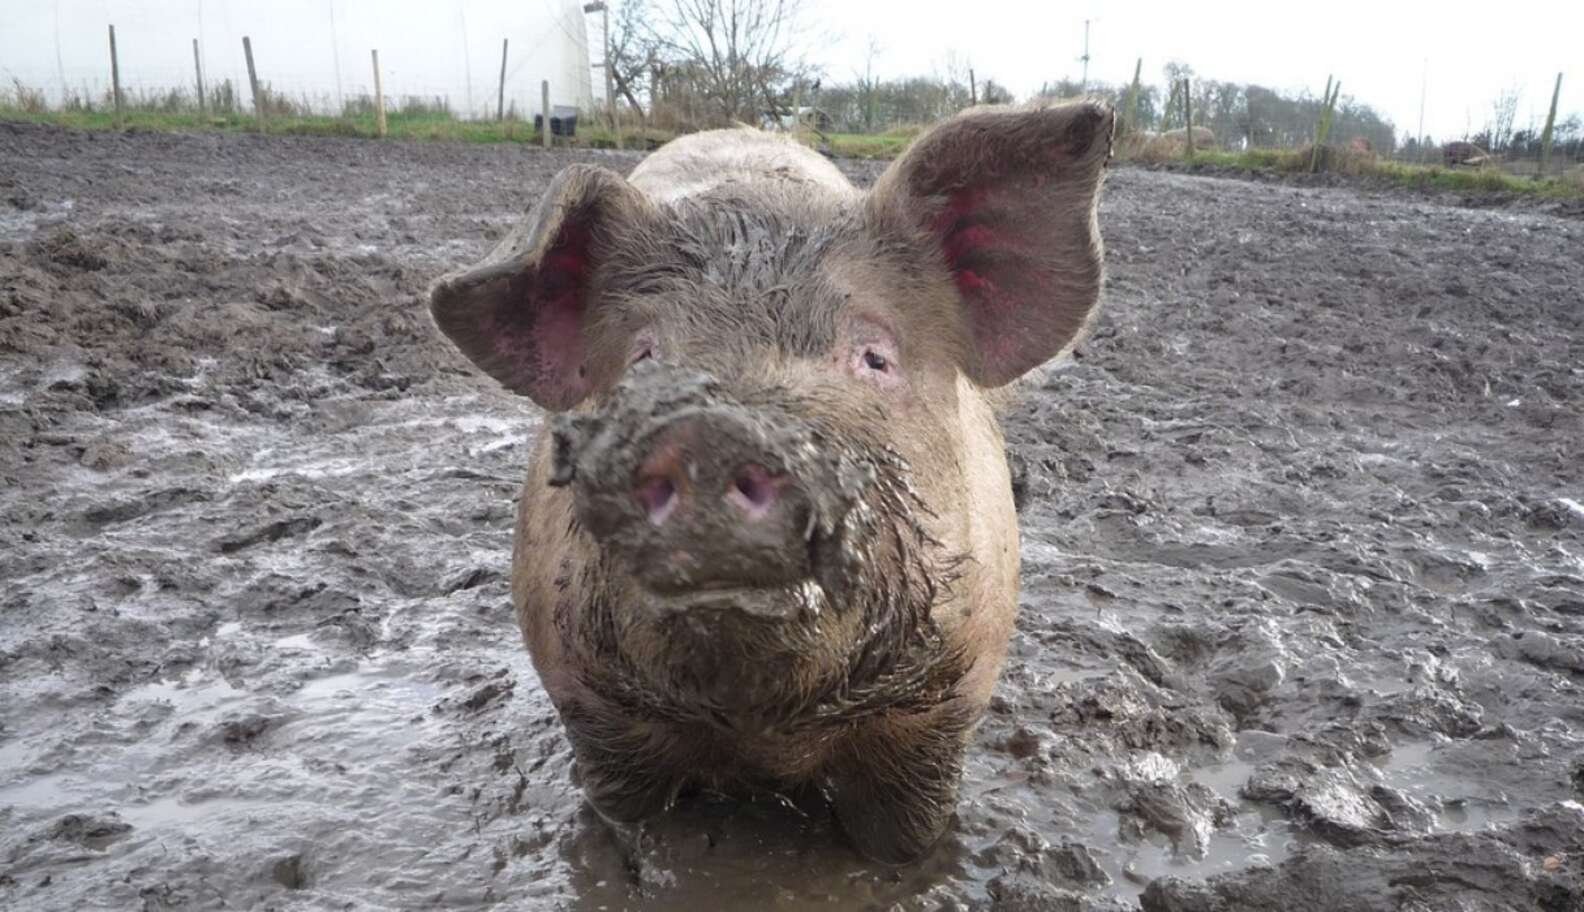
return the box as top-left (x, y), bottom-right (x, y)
top-left (1172, 125), bottom-right (1217, 149)
top-left (1442, 141), bottom-right (1491, 167)
top-left (1126, 126), bottom-right (1217, 161)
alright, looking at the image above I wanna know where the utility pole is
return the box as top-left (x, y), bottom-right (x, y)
top-left (1416, 57), bottom-right (1427, 161)
top-left (192, 38), bottom-right (206, 115)
top-left (243, 36), bottom-right (264, 131)
top-left (584, 2), bottom-right (620, 149)
top-left (1079, 19), bottom-right (1091, 92)
top-left (497, 39), bottom-right (509, 121)
top-left (459, 5), bottom-right (474, 116)
top-left (108, 25), bottom-right (124, 129)
top-left (329, 0), bottom-right (344, 111)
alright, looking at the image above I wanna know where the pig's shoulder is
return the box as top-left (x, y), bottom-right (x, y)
top-left (628, 128), bottom-right (854, 203)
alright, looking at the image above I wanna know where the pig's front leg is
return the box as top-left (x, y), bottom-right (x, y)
top-left (823, 710), bottom-right (973, 864)
top-left (563, 707), bottom-right (686, 826)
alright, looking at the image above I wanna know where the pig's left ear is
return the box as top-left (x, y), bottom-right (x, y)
top-left (429, 164), bottom-right (653, 411)
top-left (866, 101), bottom-right (1114, 387)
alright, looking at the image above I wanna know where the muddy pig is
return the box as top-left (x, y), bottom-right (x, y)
top-left (428, 101), bottom-right (1113, 863)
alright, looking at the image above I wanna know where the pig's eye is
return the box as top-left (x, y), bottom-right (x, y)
top-left (848, 322), bottom-right (901, 389)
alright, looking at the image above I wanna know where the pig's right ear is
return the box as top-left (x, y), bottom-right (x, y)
top-left (865, 101), bottom-right (1114, 388)
top-left (429, 165), bottom-right (652, 411)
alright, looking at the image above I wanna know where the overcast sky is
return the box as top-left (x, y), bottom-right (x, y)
top-left (801, 0), bottom-right (1582, 141)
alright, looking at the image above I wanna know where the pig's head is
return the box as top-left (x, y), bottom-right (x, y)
top-left (430, 102), bottom-right (1112, 720)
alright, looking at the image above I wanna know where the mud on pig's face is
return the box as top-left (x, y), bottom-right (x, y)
top-left (428, 103), bottom-right (1113, 700)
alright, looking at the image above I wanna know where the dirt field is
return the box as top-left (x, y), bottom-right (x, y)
top-left (2, 121), bottom-right (1581, 911)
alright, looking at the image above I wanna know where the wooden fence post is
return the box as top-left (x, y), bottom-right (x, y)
top-left (371, 49), bottom-right (387, 137)
top-left (1315, 74), bottom-right (1332, 170)
top-left (243, 36), bottom-right (265, 131)
top-left (541, 79), bottom-right (551, 148)
top-left (108, 25), bottom-right (124, 129)
top-left (1182, 79), bottom-right (1195, 157)
top-left (599, 2), bottom-right (621, 149)
top-left (1538, 72), bottom-right (1562, 177)
top-left (1310, 76), bottom-right (1340, 173)
top-left (1122, 58), bottom-right (1142, 136)
top-left (497, 38), bottom-right (508, 121)
top-left (192, 38), bottom-right (206, 115)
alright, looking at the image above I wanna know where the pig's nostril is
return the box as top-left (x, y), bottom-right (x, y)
top-left (727, 464), bottom-right (779, 519)
top-left (638, 476), bottom-right (678, 526)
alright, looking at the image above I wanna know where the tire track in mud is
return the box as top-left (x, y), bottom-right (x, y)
top-left (1, 123), bottom-right (1581, 911)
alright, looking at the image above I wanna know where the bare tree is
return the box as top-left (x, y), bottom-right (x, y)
top-left (1163, 61), bottom-right (1195, 90)
top-left (608, 0), bottom-right (658, 121)
top-left (979, 78), bottom-right (1013, 105)
top-left (643, 0), bottom-right (811, 125)
top-left (1487, 86), bottom-right (1521, 154)
top-left (854, 36), bottom-right (882, 133)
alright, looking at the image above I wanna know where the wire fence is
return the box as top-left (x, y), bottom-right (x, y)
top-left (0, 0), bottom-right (600, 121)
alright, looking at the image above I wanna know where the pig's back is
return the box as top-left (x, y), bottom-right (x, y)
top-left (628, 128), bottom-right (855, 203)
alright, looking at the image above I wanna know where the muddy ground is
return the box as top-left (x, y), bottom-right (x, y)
top-left (1, 121), bottom-right (1581, 911)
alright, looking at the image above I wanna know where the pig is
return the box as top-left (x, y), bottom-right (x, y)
top-left (428, 100), bottom-right (1113, 863)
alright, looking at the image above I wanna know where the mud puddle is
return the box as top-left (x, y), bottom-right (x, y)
top-left (2, 122), bottom-right (1581, 910)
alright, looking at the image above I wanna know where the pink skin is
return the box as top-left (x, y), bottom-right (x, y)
top-left (634, 437), bottom-right (686, 526)
top-left (846, 318), bottom-right (904, 393)
top-left (724, 464), bottom-right (784, 520)
top-left (629, 328), bottom-right (660, 366)
top-left (930, 183), bottom-right (1053, 379)
top-left (638, 475), bottom-right (678, 526)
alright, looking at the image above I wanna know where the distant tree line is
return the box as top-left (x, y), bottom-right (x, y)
top-left (812, 62), bottom-right (1401, 151)
top-left (817, 75), bottom-right (1011, 133)
top-left (1034, 65), bottom-right (1396, 152)
top-left (819, 61), bottom-right (1583, 164)
top-left (606, 3), bottom-right (1579, 162)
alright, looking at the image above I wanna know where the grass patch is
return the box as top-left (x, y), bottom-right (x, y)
top-left (5, 91), bottom-right (1577, 202)
top-left (822, 126), bottom-right (922, 159)
top-left (0, 94), bottom-right (678, 149)
top-left (1163, 147), bottom-right (1584, 200)
top-left (1188, 148), bottom-right (1299, 171)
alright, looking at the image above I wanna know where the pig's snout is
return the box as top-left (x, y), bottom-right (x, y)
top-left (551, 365), bottom-right (870, 612)
top-left (614, 410), bottom-right (814, 590)
top-left (633, 420), bottom-right (787, 527)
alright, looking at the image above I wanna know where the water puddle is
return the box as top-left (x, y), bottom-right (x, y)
top-left (1371, 740), bottom-right (1520, 831)
top-left (273, 632), bottom-right (320, 652)
top-left (1115, 817), bottom-right (1295, 895)
top-left (1101, 733), bottom-right (1301, 893)
top-left (0, 647), bottom-right (447, 845)
top-left (1194, 753), bottom-right (1259, 799)
top-left (1043, 664), bottom-right (1109, 687)
top-left (117, 793), bottom-right (279, 830)
top-left (291, 663), bottom-right (442, 713)
top-left (0, 772), bottom-right (78, 815)
top-left (123, 666), bottom-right (241, 706)
top-left (0, 738), bottom-right (31, 776)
